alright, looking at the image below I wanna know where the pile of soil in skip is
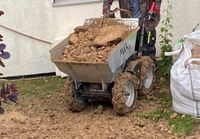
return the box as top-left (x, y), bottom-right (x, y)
top-left (61, 18), bottom-right (137, 63)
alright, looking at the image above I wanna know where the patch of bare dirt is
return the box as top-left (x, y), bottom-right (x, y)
top-left (0, 102), bottom-right (179, 139)
top-left (1, 80), bottom-right (196, 139)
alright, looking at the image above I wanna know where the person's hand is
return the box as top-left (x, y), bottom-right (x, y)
top-left (102, 6), bottom-right (110, 15)
top-left (102, 6), bottom-right (115, 18)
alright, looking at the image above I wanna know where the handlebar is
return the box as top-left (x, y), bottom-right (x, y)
top-left (104, 8), bottom-right (132, 18)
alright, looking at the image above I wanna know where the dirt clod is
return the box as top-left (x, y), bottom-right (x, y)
top-left (170, 113), bottom-right (178, 119)
top-left (94, 105), bottom-right (104, 114)
top-left (69, 33), bottom-right (79, 45)
top-left (93, 25), bottom-right (129, 46)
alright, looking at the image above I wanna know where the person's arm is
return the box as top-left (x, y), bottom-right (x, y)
top-left (102, 0), bottom-right (114, 15)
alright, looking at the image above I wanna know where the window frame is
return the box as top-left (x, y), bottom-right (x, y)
top-left (52, 0), bottom-right (103, 7)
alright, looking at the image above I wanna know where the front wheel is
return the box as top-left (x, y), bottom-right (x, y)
top-left (65, 78), bottom-right (85, 112)
top-left (112, 72), bottom-right (138, 116)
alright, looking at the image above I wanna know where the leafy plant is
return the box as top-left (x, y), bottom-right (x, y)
top-left (0, 10), bottom-right (14, 114)
top-left (0, 83), bottom-right (18, 114)
top-left (158, 0), bottom-right (173, 79)
top-left (0, 10), bottom-right (10, 72)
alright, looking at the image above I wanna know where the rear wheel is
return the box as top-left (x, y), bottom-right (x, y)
top-left (112, 72), bottom-right (138, 116)
top-left (140, 57), bottom-right (155, 94)
top-left (143, 67), bottom-right (154, 90)
top-left (65, 78), bottom-right (85, 112)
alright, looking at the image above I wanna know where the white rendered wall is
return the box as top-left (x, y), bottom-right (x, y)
top-left (0, 0), bottom-right (199, 76)
top-left (0, 0), bottom-right (54, 77)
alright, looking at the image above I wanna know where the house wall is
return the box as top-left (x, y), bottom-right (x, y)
top-left (157, 0), bottom-right (200, 54)
top-left (171, 0), bottom-right (200, 41)
top-left (0, 0), bottom-right (199, 77)
top-left (0, 0), bottom-right (54, 77)
top-left (52, 1), bottom-right (118, 42)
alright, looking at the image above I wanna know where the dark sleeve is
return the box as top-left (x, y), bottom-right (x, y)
top-left (145, 14), bottom-right (160, 31)
top-left (103, 0), bottom-right (114, 14)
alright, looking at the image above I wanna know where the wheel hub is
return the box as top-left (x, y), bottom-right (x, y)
top-left (144, 68), bottom-right (153, 89)
top-left (124, 81), bottom-right (135, 107)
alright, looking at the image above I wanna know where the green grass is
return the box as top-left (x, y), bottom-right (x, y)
top-left (169, 116), bottom-right (198, 135)
top-left (1, 76), bottom-right (66, 112)
top-left (137, 109), bottom-right (198, 135)
top-left (15, 76), bottom-right (66, 98)
top-left (137, 110), bottom-right (172, 121)
top-left (137, 91), bottom-right (199, 135)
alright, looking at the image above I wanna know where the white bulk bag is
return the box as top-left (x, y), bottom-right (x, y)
top-left (165, 30), bottom-right (200, 117)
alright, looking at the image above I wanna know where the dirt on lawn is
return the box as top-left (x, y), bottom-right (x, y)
top-left (0, 77), bottom-right (199, 139)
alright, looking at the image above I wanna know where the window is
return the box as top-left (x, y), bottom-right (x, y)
top-left (52, 0), bottom-right (103, 7)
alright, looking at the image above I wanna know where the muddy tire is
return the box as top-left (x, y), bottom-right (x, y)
top-left (140, 57), bottom-right (155, 94)
top-left (65, 78), bottom-right (85, 112)
top-left (112, 72), bottom-right (138, 116)
top-left (142, 66), bottom-right (155, 94)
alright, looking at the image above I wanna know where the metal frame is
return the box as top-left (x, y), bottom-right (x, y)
top-left (50, 18), bottom-right (139, 85)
